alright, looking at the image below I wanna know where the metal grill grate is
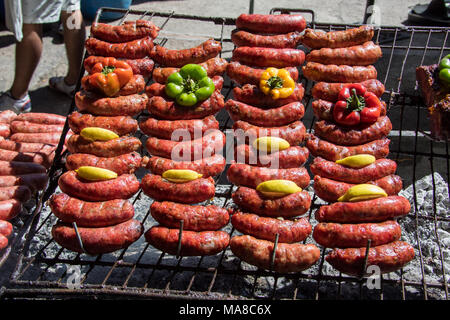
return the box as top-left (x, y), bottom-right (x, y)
top-left (1, 7), bottom-right (449, 300)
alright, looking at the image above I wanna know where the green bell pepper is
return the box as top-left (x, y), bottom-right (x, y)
top-left (165, 64), bottom-right (215, 107)
top-left (438, 54), bottom-right (450, 85)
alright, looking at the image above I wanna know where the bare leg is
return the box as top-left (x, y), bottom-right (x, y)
top-left (10, 24), bottom-right (43, 100)
top-left (60, 9), bottom-right (85, 86)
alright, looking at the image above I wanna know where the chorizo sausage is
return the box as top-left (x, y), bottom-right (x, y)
top-left (14, 112), bottom-right (66, 125)
top-left (85, 36), bottom-right (154, 59)
top-left (0, 149), bottom-right (55, 168)
top-left (150, 201), bottom-right (229, 231)
top-left (236, 14), bottom-right (306, 33)
top-left (230, 235), bottom-right (320, 273)
top-left (68, 112), bottom-right (138, 136)
top-left (58, 171), bottom-right (140, 202)
top-left (0, 160), bottom-right (46, 176)
top-left (235, 144), bottom-right (309, 169)
top-left (0, 199), bottom-right (22, 221)
top-left (65, 152), bottom-right (142, 175)
top-left (232, 46), bottom-right (305, 68)
top-left (0, 185), bottom-right (31, 202)
top-left (232, 186), bottom-right (311, 218)
top-left (231, 29), bottom-right (303, 48)
top-left (0, 219), bottom-right (13, 237)
top-left (227, 163), bottom-right (310, 189)
top-left (231, 211), bottom-right (312, 243)
top-left (315, 196), bottom-right (411, 223)
top-left (0, 110), bottom-right (18, 124)
top-left (302, 62), bottom-right (377, 83)
top-left (90, 20), bottom-right (159, 42)
top-left (52, 219), bottom-right (143, 254)
top-left (49, 193), bottom-right (135, 227)
top-left (301, 26), bottom-right (374, 49)
top-left (0, 173), bottom-right (48, 192)
top-left (145, 225), bottom-right (229, 256)
top-left (10, 132), bottom-right (70, 145)
top-left (141, 173), bottom-right (215, 204)
top-left (10, 121), bottom-right (63, 134)
top-left (67, 135), bottom-right (141, 158)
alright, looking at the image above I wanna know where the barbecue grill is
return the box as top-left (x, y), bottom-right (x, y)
top-left (0, 6), bottom-right (449, 301)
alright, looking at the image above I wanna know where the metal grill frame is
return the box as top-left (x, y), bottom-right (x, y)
top-left (0, 7), bottom-right (449, 301)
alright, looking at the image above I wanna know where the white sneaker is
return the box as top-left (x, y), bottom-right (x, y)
top-left (0, 91), bottom-right (32, 114)
top-left (49, 76), bottom-right (76, 98)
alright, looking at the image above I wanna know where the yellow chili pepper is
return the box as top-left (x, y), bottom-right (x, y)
top-left (335, 154), bottom-right (376, 168)
top-left (75, 166), bottom-right (118, 181)
top-left (259, 67), bottom-right (295, 100)
top-left (256, 180), bottom-right (302, 198)
top-left (80, 127), bottom-right (119, 141)
top-left (162, 169), bottom-right (203, 183)
top-left (252, 136), bottom-right (290, 153)
top-left (337, 184), bottom-right (388, 202)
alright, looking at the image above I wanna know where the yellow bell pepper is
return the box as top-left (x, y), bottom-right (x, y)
top-left (259, 67), bottom-right (295, 99)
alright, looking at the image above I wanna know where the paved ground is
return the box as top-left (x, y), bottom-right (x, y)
top-left (0, 0), bottom-right (425, 114)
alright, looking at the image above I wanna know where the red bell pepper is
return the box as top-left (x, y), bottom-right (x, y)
top-left (333, 84), bottom-right (382, 126)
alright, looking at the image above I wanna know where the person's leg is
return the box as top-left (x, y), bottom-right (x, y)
top-left (60, 9), bottom-right (85, 85)
top-left (10, 23), bottom-right (43, 100)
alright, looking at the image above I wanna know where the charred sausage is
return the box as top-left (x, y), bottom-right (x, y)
top-left (49, 193), bottom-right (135, 227)
top-left (65, 152), bottom-right (142, 175)
top-left (231, 29), bottom-right (303, 48)
top-left (90, 20), bottom-right (159, 42)
top-left (150, 201), bottom-right (229, 231)
top-left (315, 196), bottom-right (411, 223)
top-left (67, 135), bottom-right (142, 158)
top-left (145, 225), bottom-right (229, 256)
top-left (230, 235), bottom-right (320, 273)
top-left (301, 26), bottom-right (374, 49)
top-left (58, 171), bottom-right (140, 202)
top-left (10, 132), bottom-right (70, 145)
top-left (231, 212), bottom-right (312, 243)
top-left (85, 36), bottom-right (154, 59)
top-left (302, 62), bottom-right (377, 83)
top-left (0, 160), bottom-right (46, 176)
top-left (0, 185), bottom-right (31, 202)
top-left (0, 199), bottom-right (22, 221)
top-left (232, 186), bottom-right (311, 218)
top-left (236, 14), bottom-right (306, 33)
top-left (0, 173), bottom-right (48, 192)
top-left (0, 149), bottom-right (55, 168)
top-left (14, 113), bottom-right (66, 125)
top-left (325, 241), bottom-right (415, 276)
top-left (68, 112), bottom-right (138, 136)
top-left (232, 46), bottom-right (305, 68)
top-left (313, 175), bottom-right (403, 203)
top-left (10, 121), bottom-right (63, 134)
top-left (52, 219), bottom-right (143, 254)
top-left (141, 173), bottom-right (215, 204)
top-left (227, 163), bottom-right (310, 189)
top-left (310, 157), bottom-right (397, 183)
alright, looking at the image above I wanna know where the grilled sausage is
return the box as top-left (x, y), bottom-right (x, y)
top-left (313, 175), bottom-right (403, 203)
top-left (52, 219), bottom-right (143, 254)
top-left (310, 157), bottom-right (397, 184)
top-left (231, 212), bottom-right (311, 243)
top-left (230, 235), bottom-right (320, 273)
top-left (233, 120), bottom-right (306, 146)
top-left (147, 90), bottom-right (225, 120)
top-left (150, 201), bottom-right (229, 231)
top-left (0, 160), bottom-right (46, 175)
top-left (141, 173), bottom-right (215, 204)
top-left (67, 135), bottom-right (141, 158)
top-left (65, 152), bottom-right (142, 175)
top-left (58, 171), bottom-right (140, 202)
top-left (313, 220), bottom-right (402, 248)
top-left (84, 56), bottom-right (154, 77)
top-left (0, 149), bottom-right (55, 168)
top-left (0, 234), bottom-right (7, 250)
top-left (232, 46), bottom-right (305, 68)
top-left (0, 110), bottom-right (18, 124)
top-left (145, 226), bottom-right (229, 256)
top-left (301, 26), bottom-right (374, 49)
top-left (145, 131), bottom-right (225, 161)
top-left (302, 62), bottom-right (377, 83)
top-left (10, 121), bottom-right (63, 134)
top-left (85, 36), bottom-right (154, 59)
top-left (0, 173), bottom-right (48, 192)
top-left (325, 241), bottom-right (415, 276)
top-left (0, 220), bottom-right (13, 237)
top-left (49, 193), bottom-right (135, 227)
top-left (143, 154), bottom-right (226, 178)
top-left (150, 39), bottom-right (222, 67)
top-left (232, 83), bottom-right (304, 108)
top-left (226, 100), bottom-right (304, 127)
top-left (306, 135), bottom-right (391, 161)
top-left (236, 14), bottom-right (306, 33)
top-left (75, 91), bottom-right (147, 117)
top-left (68, 112), bottom-right (138, 136)
top-left (0, 199), bottom-right (22, 221)
top-left (139, 115), bottom-right (219, 141)
top-left (315, 196), bottom-right (411, 223)
top-left (232, 187), bottom-right (311, 218)
top-left (14, 113), bottom-right (66, 125)
top-left (231, 29), bottom-right (303, 48)
top-left (226, 62), bottom-right (299, 86)
top-left (81, 74), bottom-right (146, 96)
top-left (227, 163), bottom-right (310, 189)
top-left (235, 144), bottom-right (309, 169)
top-left (152, 57), bottom-right (228, 84)
top-left (0, 123), bottom-right (10, 138)
top-left (0, 136), bottom-right (57, 154)
top-left (90, 20), bottom-right (159, 42)
top-left (0, 185), bottom-right (31, 202)
top-left (311, 99), bottom-right (387, 121)
top-left (306, 41), bottom-right (382, 66)
top-left (312, 79), bottom-right (385, 102)
top-left (314, 116), bottom-right (392, 146)
top-left (10, 132), bottom-right (70, 145)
